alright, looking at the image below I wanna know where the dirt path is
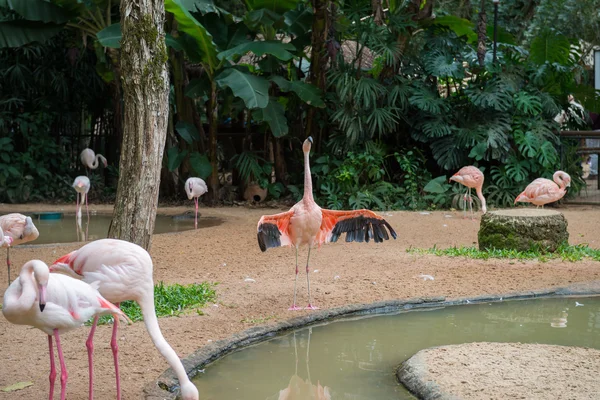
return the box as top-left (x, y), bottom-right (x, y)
top-left (0, 204), bottom-right (599, 399)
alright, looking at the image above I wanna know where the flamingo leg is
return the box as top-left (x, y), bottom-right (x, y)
top-left (305, 246), bottom-right (319, 310)
top-left (48, 335), bottom-right (56, 400)
top-left (289, 247), bottom-right (301, 311)
top-left (468, 187), bottom-right (474, 221)
top-left (111, 304), bottom-right (122, 400)
top-left (85, 193), bottom-right (89, 222)
top-left (462, 187), bottom-right (468, 219)
top-left (194, 197), bottom-right (198, 229)
top-left (86, 316), bottom-right (99, 400)
top-left (6, 247), bottom-right (11, 284)
top-left (76, 192), bottom-right (80, 221)
top-left (54, 329), bottom-right (68, 400)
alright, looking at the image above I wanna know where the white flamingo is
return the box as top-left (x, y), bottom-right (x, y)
top-left (185, 177), bottom-right (208, 229)
top-left (0, 213), bottom-right (39, 283)
top-left (72, 176), bottom-right (91, 221)
top-left (80, 148), bottom-right (107, 175)
top-left (50, 239), bottom-right (199, 400)
top-left (2, 260), bottom-right (129, 400)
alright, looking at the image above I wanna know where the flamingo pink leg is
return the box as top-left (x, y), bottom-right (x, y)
top-left (48, 335), bottom-right (56, 400)
top-left (194, 197), bottom-right (198, 229)
top-left (54, 329), bottom-right (68, 400)
top-left (86, 316), bottom-right (99, 400)
top-left (289, 247), bottom-right (302, 311)
top-left (85, 193), bottom-right (89, 222)
top-left (111, 304), bottom-right (122, 400)
top-left (76, 192), bottom-right (80, 220)
top-left (6, 246), bottom-right (11, 284)
top-left (305, 247), bottom-right (319, 310)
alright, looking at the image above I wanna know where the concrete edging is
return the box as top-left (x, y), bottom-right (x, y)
top-left (144, 281), bottom-right (600, 399)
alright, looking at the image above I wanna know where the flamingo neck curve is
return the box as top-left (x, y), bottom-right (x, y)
top-left (475, 186), bottom-right (487, 213)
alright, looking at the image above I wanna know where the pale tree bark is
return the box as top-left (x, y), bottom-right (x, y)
top-left (476, 0), bottom-right (487, 67)
top-left (108, 0), bottom-right (169, 250)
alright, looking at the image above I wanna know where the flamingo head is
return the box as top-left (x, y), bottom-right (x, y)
top-left (449, 173), bottom-right (462, 183)
top-left (185, 180), bottom-right (194, 200)
top-left (303, 136), bottom-right (313, 153)
top-left (29, 260), bottom-right (49, 312)
top-left (179, 381), bottom-right (199, 400)
top-left (554, 171), bottom-right (571, 188)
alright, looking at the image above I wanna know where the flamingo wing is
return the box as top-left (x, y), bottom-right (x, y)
top-left (257, 210), bottom-right (294, 252)
top-left (317, 209), bottom-right (397, 245)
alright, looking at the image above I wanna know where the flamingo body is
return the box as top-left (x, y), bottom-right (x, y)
top-left (0, 213), bottom-right (39, 283)
top-left (50, 239), bottom-right (199, 400)
top-left (2, 260), bottom-right (128, 400)
top-left (0, 227), bottom-right (12, 247)
top-left (515, 171), bottom-right (571, 207)
top-left (80, 148), bottom-right (107, 170)
top-left (185, 177), bottom-right (208, 229)
top-left (257, 137), bottom-right (396, 310)
top-left (449, 166), bottom-right (487, 218)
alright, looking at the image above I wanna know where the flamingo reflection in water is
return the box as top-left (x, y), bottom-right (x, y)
top-left (273, 328), bottom-right (331, 400)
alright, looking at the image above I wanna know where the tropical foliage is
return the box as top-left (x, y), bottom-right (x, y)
top-left (0, 0), bottom-right (598, 208)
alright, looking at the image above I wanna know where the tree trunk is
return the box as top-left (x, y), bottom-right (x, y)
top-left (108, 0), bottom-right (169, 250)
top-left (273, 137), bottom-right (288, 185)
top-left (372, 0), bottom-right (384, 25)
top-left (305, 0), bottom-right (330, 150)
top-left (208, 80), bottom-right (220, 204)
top-left (476, 0), bottom-right (487, 67)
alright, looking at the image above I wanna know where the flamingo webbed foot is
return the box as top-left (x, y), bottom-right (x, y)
top-left (305, 304), bottom-right (320, 310)
top-left (288, 305), bottom-right (303, 311)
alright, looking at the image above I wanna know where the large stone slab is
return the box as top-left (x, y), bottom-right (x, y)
top-left (397, 342), bottom-right (600, 400)
top-left (478, 209), bottom-right (568, 252)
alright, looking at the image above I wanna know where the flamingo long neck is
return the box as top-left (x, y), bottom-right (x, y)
top-left (475, 186), bottom-right (487, 213)
top-left (91, 154), bottom-right (101, 169)
top-left (4, 264), bottom-right (37, 315)
top-left (553, 173), bottom-right (566, 190)
top-left (303, 150), bottom-right (314, 204)
top-left (139, 296), bottom-right (195, 395)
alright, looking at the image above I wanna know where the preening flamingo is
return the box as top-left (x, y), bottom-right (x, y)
top-left (50, 239), bottom-right (199, 400)
top-left (257, 137), bottom-right (397, 311)
top-left (0, 227), bottom-right (13, 248)
top-left (449, 166), bottom-right (487, 219)
top-left (72, 175), bottom-right (91, 221)
top-left (80, 148), bottom-right (107, 175)
top-left (514, 171), bottom-right (571, 207)
top-left (0, 213), bottom-right (39, 283)
top-left (185, 177), bottom-right (208, 229)
top-left (2, 260), bottom-right (129, 400)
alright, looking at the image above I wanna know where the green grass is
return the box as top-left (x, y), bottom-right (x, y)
top-left (406, 243), bottom-right (600, 262)
top-left (95, 281), bottom-right (217, 325)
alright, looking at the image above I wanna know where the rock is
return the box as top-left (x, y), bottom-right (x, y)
top-left (478, 209), bottom-right (568, 252)
top-left (243, 184), bottom-right (268, 203)
top-left (397, 343), bottom-right (600, 400)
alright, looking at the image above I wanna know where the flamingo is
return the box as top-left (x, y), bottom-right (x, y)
top-left (0, 213), bottom-right (39, 283)
top-left (80, 148), bottom-right (107, 175)
top-left (514, 171), bottom-right (571, 208)
top-left (449, 166), bottom-right (487, 220)
top-left (0, 227), bottom-right (13, 248)
top-left (185, 177), bottom-right (208, 229)
top-left (50, 239), bottom-right (199, 400)
top-left (257, 137), bottom-right (397, 311)
top-left (73, 175), bottom-right (91, 221)
top-left (2, 260), bottom-right (129, 400)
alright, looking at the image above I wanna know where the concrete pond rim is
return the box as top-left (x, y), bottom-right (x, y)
top-left (144, 281), bottom-right (600, 399)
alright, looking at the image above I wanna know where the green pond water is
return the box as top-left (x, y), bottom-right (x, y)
top-left (193, 296), bottom-right (600, 400)
top-left (18, 214), bottom-right (222, 244)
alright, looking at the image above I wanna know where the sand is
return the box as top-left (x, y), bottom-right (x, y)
top-left (0, 203), bottom-right (599, 399)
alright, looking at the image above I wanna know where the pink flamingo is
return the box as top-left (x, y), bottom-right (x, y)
top-left (449, 166), bottom-right (487, 219)
top-left (257, 137), bottom-right (397, 311)
top-left (80, 148), bottom-right (107, 176)
top-left (0, 213), bottom-right (39, 283)
top-left (2, 260), bottom-right (129, 400)
top-left (515, 171), bottom-right (571, 207)
top-left (73, 175), bottom-right (91, 221)
top-left (0, 227), bottom-right (13, 248)
top-left (185, 177), bottom-right (208, 229)
top-left (50, 239), bottom-right (199, 400)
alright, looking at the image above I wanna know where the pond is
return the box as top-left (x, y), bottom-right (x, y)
top-left (10, 213), bottom-right (222, 245)
top-left (193, 296), bottom-right (600, 400)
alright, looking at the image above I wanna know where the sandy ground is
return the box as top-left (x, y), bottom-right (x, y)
top-left (399, 342), bottom-right (600, 400)
top-left (0, 203), bottom-right (599, 399)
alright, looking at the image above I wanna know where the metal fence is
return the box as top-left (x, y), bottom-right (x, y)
top-left (561, 130), bottom-right (600, 205)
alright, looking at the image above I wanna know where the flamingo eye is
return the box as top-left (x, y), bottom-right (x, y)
top-left (19, 234), bottom-right (23, 239)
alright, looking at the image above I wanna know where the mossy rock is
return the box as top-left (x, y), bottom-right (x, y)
top-left (478, 209), bottom-right (568, 252)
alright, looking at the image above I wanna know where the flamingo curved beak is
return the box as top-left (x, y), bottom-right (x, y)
top-left (38, 284), bottom-right (47, 312)
top-left (307, 136), bottom-right (313, 143)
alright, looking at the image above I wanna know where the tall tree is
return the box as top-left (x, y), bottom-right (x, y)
top-left (108, 0), bottom-right (169, 249)
top-left (476, 0), bottom-right (487, 67)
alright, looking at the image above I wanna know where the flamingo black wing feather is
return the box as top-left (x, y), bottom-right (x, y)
top-left (327, 213), bottom-right (397, 244)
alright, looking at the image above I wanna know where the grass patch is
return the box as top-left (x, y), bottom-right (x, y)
top-left (95, 281), bottom-right (217, 325)
top-left (406, 243), bottom-right (600, 262)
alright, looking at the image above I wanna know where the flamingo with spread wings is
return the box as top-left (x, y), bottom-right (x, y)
top-left (257, 137), bottom-right (397, 311)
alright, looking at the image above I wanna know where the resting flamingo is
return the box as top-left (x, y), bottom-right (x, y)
top-left (257, 137), bottom-right (397, 311)
top-left (73, 175), bottom-right (91, 221)
top-left (2, 260), bottom-right (129, 400)
top-left (449, 166), bottom-right (487, 219)
top-left (50, 239), bottom-right (199, 400)
top-left (0, 213), bottom-right (39, 283)
top-left (80, 148), bottom-right (107, 175)
top-left (185, 177), bottom-right (208, 229)
top-left (515, 171), bottom-right (571, 207)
